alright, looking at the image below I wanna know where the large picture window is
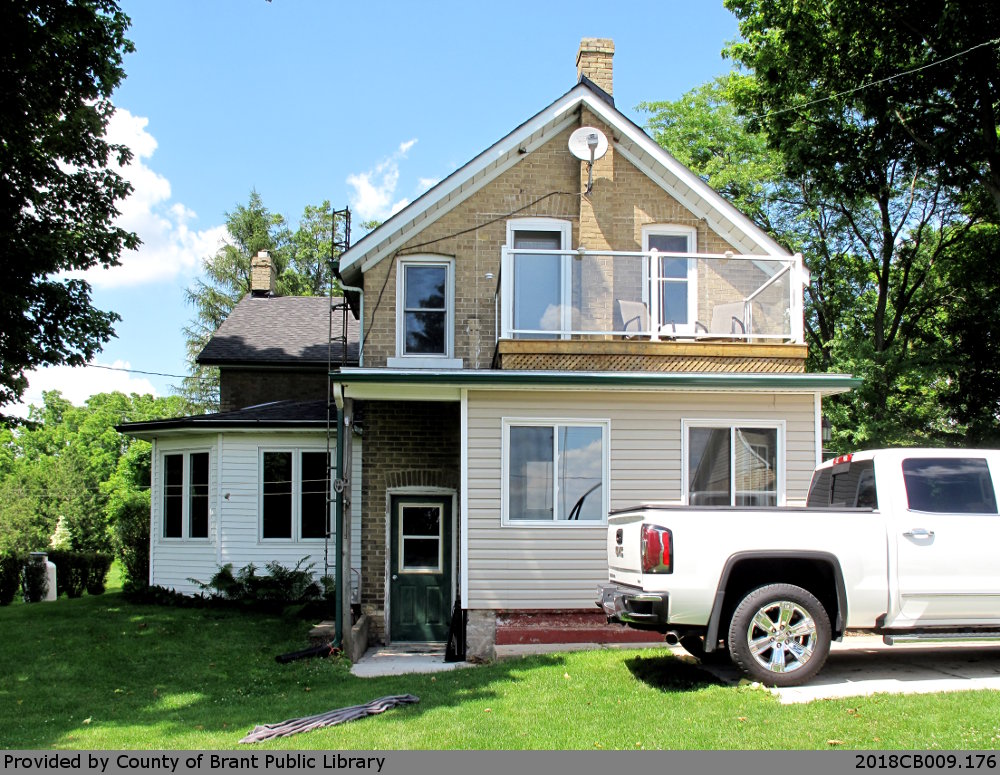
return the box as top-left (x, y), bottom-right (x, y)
top-left (684, 421), bottom-right (782, 507)
top-left (503, 419), bottom-right (609, 524)
top-left (162, 451), bottom-right (210, 539)
top-left (260, 449), bottom-right (329, 540)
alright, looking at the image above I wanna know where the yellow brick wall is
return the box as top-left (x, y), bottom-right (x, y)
top-left (360, 112), bottom-right (749, 370)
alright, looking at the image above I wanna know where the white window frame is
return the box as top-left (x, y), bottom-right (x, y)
top-left (258, 447), bottom-right (330, 542)
top-left (501, 218), bottom-right (573, 339)
top-left (388, 255), bottom-right (461, 369)
top-left (396, 501), bottom-right (445, 574)
top-left (160, 449), bottom-right (212, 541)
top-left (681, 419), bottom-right (786, 506)
top-left (501, 417), bottom-right (611, 527)
top-left (642, 224), bottom-right (698, 333)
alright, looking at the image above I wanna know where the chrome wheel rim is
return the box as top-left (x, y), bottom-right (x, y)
top-left (745, 600), bottom-right (817, 675)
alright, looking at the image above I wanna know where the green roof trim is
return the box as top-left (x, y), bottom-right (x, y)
top-left (331, 368), bottom-right (859, 392)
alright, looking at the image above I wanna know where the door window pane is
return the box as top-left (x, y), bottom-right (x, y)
top-left (903, 458), bottom-right (998, 514)
top-left (403, 265), bottom-right (447, 354)
top-left (508, 426), bottom-right (554, 521)
top-left (648, 233), bottom-right (691, 326)
top-left (163, 454), bottom-right (183, 538)
top-left (400, 506), bottom-right (441, 571)
top-left (189, 452), bottom-right (209, 538)
top-left (262, 452), bottom-right (293, 538)
top-left (558, 426), bottom-right (604, 521)
top-left (513, 231), bottom-right (562, 337)
top-left (300, 452), bottom-right (328, 539)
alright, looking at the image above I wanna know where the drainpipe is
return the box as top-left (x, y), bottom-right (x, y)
top-left (332, 382), bottom-right (346, 649)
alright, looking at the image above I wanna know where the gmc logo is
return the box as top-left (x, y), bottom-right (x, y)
top-left (615, 546), bottom-right (624, 558)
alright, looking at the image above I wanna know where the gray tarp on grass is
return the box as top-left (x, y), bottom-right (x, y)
top-left (239, 694), bottom-right (420, 743)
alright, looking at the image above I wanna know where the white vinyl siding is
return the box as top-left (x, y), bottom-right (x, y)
top-left (149, 431), bottom-right (362, 595)
top-left (465, 389), bottom-right (817, 609)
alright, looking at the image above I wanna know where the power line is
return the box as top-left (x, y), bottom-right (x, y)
top-left (82, 363), bottom-right (214, 382)
top-left (750, 36), bottom-right (1000, 121)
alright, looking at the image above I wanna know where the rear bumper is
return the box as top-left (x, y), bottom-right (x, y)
top-left (597, 583), bottom-right (670, 630)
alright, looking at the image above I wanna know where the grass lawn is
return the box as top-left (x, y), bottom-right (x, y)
top-left (2, 590), bottom-right (1000, 750)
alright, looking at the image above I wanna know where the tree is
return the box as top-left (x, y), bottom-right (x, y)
top-left (0, 1), bottom-right (138, 421)
top-left (0, 390), bottom-right (190, 554)
top-left (180, 195), bottom-right (347, 411)
top-left (642, 74), bottom-right (982, 449)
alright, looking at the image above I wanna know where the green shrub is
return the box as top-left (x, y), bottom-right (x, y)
top-left (190, 557), bottom-right (322, 611)
top-left (86, 552), bottom-right (113, 595)
top-left (46, 549), bottom-right (89, 597)
top-left (0, 552), bottom-right (25, 606)
top-left (108, 489), bottom-right (150, 591)
top-left (21, 557), bottom-right (48, 603)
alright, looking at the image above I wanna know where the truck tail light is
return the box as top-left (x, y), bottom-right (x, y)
top-left (641, 524), bottom-right (672, 574)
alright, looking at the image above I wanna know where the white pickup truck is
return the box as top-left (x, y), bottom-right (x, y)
top-left (598, 448), bottom-right (1000, 686)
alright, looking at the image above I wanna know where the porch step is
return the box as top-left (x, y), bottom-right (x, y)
top-left (495, 610), bottom-right (663, 646)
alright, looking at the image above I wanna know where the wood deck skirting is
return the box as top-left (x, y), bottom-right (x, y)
top-left (495, 339), bottom-right (808, 374)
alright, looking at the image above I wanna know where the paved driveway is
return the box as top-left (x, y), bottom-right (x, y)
top-left (703, 636), bottom-right (1000, 704)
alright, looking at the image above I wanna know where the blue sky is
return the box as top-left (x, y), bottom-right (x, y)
top-left (16, 1), bottom-right (741, 414)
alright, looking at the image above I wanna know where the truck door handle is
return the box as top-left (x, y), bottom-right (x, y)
top-left (903, 528), bottom-right (935, 539)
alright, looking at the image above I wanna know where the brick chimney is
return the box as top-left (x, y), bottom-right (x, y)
top-left (576, 38), bottom-right (614, 96)
top-left (250, 250), bottom-right (276, 296)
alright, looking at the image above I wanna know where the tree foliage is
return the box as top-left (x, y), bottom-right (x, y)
top-left (0, 1), bottom-right (138, 420)
top-left (642, 67), bottom-right (990, 449)
top-left (0, 391), bottom-right (190, 555)
top-left (180, 194), bottom-right (347, 411)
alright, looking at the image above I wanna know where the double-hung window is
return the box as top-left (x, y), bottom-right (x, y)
top-left (503, 218), bottom-right (572, 339)
top-left (261, 449), bottom-right (329, 540)
top-left (162, 451), bottom-right (210, 539)
top-left (683, 421), bottom-right (783, 507)
top-left (642, 225), bottom-right (697, 332)
top-left (390, 257), bottom-right (460, 368)
top-left (503, 419), bottom-right (609, 524)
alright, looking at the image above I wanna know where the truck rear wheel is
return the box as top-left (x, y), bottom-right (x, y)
top-left (727, 583), bottom-right (831, 687)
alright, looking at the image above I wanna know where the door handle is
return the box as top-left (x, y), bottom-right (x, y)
top-left (903, 528), bottom-right (935, 539)
top-left (391, 574), bottom-right (398, 581)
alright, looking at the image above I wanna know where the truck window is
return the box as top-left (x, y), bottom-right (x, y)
top-left (806, 460), bottom-right (877, 508)
top-left (806, 469), bottom-right (832, 507)
top-left (902, 457), bottom-right (998, 514)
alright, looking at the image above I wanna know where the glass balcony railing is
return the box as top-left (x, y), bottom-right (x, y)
top-left (497, 247), bottom-right (808, 344)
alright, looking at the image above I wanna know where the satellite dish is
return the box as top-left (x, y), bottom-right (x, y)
top-left (568, 127), bottom-right (609, 162)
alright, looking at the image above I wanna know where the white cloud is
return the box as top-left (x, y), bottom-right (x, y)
top-left (8, 361), bottom-right (158, 420)
top-left (74, 107), bottom-right (227, 288)
top-left (417, 176), bottom-right (440, 192)
top-left (346, 139), bottom-right (418, 221)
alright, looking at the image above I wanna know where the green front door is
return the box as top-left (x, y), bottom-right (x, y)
top-left (389, 495), bottom-right (452, 641)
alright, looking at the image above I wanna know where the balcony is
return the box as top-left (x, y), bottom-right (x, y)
top-left (494, 247), bottom-right (809, 373)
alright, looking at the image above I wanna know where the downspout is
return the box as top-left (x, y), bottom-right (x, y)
top-left (332, 382), bottom-right (346, 649)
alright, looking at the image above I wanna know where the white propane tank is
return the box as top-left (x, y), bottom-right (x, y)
top-left (29, 552), bottom-right (58, 602)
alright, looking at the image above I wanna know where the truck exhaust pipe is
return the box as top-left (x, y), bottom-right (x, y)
top-left (664, 631), bottom-right (680, 646)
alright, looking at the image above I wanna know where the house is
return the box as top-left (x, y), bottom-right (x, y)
top-left (123, 39), bottom-right (856, 662)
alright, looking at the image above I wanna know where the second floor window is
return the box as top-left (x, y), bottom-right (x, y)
top-left (392, 257), bottom-right (458, 367)
top-left (643, 225), bottom-right (697, 332)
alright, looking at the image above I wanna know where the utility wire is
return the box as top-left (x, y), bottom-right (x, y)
top-left (751, 37), bottom-right (1000, 121)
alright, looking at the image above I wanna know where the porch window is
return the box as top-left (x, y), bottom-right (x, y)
top-left (261, 449), bottom-right (329, 540)
top-left (643, 225), bottom-right (697, 331)
top-left (390, 257), bottom-right (460, 367)
top-left (162, 451), bottom-right (210, 539)
top-left (503, 419), bottom-right (609, 524)
top-left (684, 421), bottom-right (782, 507)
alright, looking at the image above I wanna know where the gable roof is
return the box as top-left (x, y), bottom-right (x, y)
top-left (197, 295), bottom-right (359, 367)
top-left (338, 79), bottom-right (788, 282)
